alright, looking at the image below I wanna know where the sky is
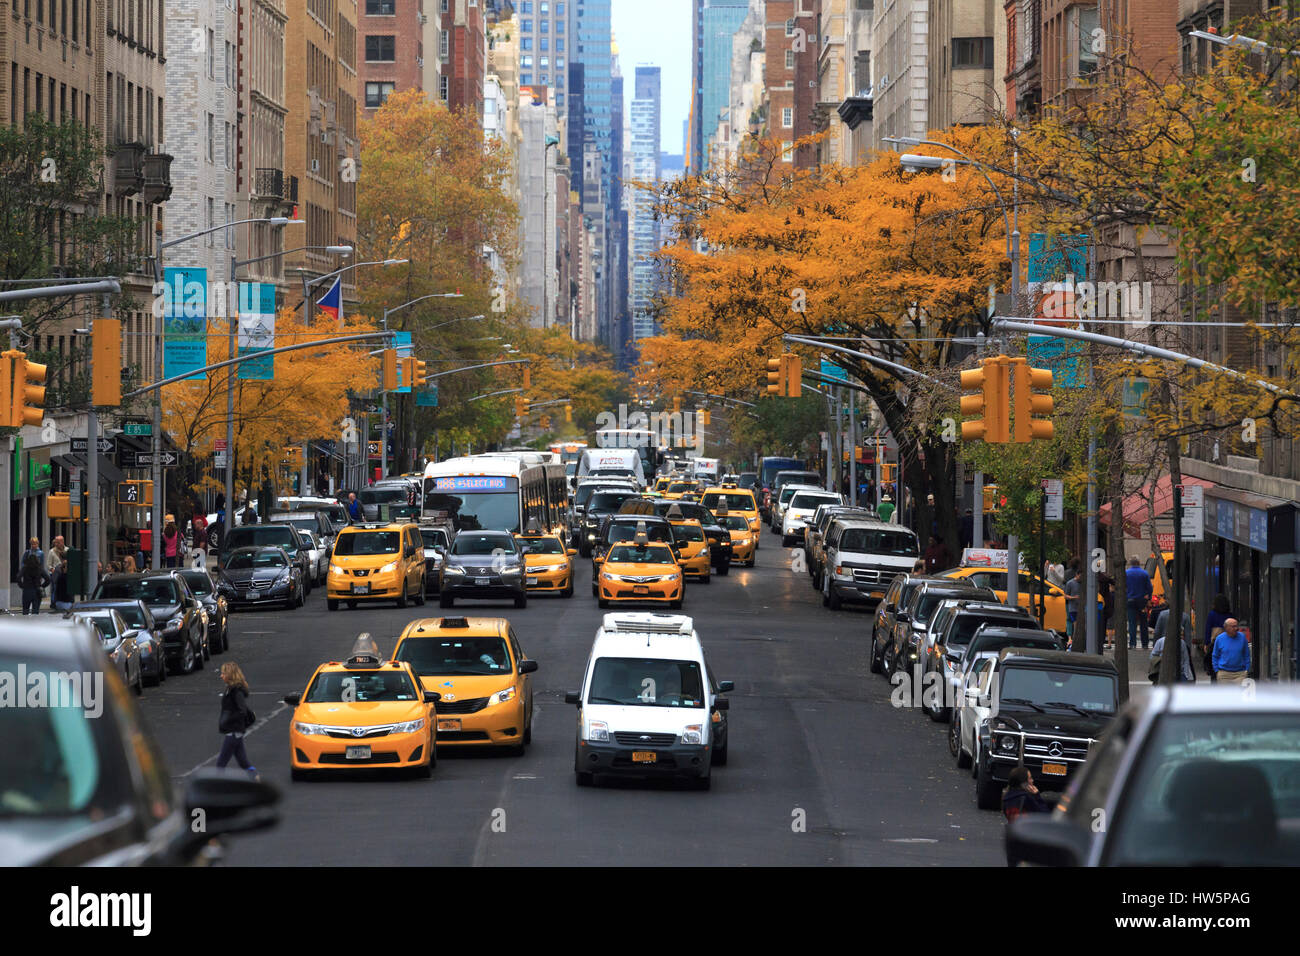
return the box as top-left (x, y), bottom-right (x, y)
top-left (612, 0), bottom-right (691, 155)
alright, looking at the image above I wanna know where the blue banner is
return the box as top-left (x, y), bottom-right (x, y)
top-left (392, 331), bottom-right (413, 393)
top-left (1027, 335), bottom-right (1086, 388)
top-left (237, 282), bottom-right (276, 380)
top-left (162, 267), bottom-right (208, 381)
top-left (820, 358), bottom-right (850, 385)
top-left (1028, 234), bottom-right (1089, 283)
top-left (416, 387), bottom-right (439, 407)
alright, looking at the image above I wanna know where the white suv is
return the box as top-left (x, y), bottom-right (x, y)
top-left (781, 489), bottom-right (843, 547)
top-left (565, 613), bottom-right (733, 790)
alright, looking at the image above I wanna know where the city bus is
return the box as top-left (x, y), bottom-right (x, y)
top-left (421, 455), bottom-right (568, 536)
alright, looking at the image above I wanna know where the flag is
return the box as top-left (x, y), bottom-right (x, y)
top-left (317, 276), bottom-right (342, 324)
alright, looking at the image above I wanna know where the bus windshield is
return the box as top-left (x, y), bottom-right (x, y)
top-left (423, 476), bottom-right (521, 533)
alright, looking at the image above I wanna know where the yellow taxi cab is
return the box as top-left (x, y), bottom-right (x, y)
top-left (700, 486), bottom-right (761, 537)
top-left (1149, 550), bottom-right (1174, 602)
top-left (515, 530), bottom-right (577, 597)
top-left (284, 634), bottom-right (438, 779)
top-left (327, 521), bottom-right (427, 611)
top-left (667, 518), bottom-right (712, 583)
top-left (596, 534), bottom-right (684, 609)
top-left (662, 479), bottom-right (702, 501)
top-left (717, 513), bottom-right (756, 566)
top-left (392, 616), bottom-right (538, 753)
top-left (939, 566), bottom-right (1074, 632)
top-left (653, 476), bottom-right (675, 494)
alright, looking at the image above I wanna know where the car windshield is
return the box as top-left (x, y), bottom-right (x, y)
top-left (1105, 715), bottom-right (1300, 866)
top-left (779, 486), bottom-right (810, 505)
top-left (577, 484), bottom-right (628, 507)
top-left (517, 537), bottom-right (564, 555)
top-left (945, 614), bottom-right (1031, 647)
top-left (92, 604), bottom-right (146, 629)
top-left (227, 527), bottom-right (295, 550)
top-left (451, 534), bottom-right (517, 556)
top-left (95, 578), bottom-right (178, 605)
top-left (334, 531), bottom-right (400, 556)
top-left (839, 528), bottom-right (919, 556)
top-left (777, 473), bottom-right (821, 489)
top-left (671, 524), bottom-right (705, 543)
top-left (791, 492), bottom-right (840, 510)
top-left (271, 515), bottom-right (319, 534)
top-left (607, 523), bottom-right (672, 544)
top-left (179, 571), bottom-right (214, 595)
top-left (588, 492), bottom-right (634, 511)
top-left (913, 590), bottom-right (981, 623)
top-left (720, 515), bottom-right (750, 532)
top-left (360, 487), bottom-right (410, 504)
top-left (420, 529), bottom-right (448, 549)
top-left (997, 666), bottom-right (1115, 713)
top-left (395, 637), bottom-right (512, 676)
top-left (701, 492), bottom-right (754, 511)
top-left (588, 657), bottom-right (704, 707)
top-left (76, 615), bottom-right (116, 641)
top-left (304, 669), bottom-right (420, 702)
top-left (969, 634), bottom-right (1058, 657)
top-left (608, 545), bottom-right (675, 564)
top-left (226, 550), bottom-right (286, 570)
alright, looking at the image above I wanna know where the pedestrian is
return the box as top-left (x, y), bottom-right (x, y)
top-left (346, 492), bottom-right (362, 522)
top-left (877, 494), bottom-right (895, 523)
top-left (52, 556), bottom-right (73, 611)
top-left (1211, 618), bottom-right (1251, 683)
top-left (1045, 557), bottom-right (1065, 589)
top-left (1125, 555), bottom-right (1153, 649)
top-left (1002, 766), bottom-right (1054, 823)
top-left (216, 662), bottom-right (260, 780)
top-left (192, 504), bottom-right (209, 557)
top-left (17, 549), bottom-right (50, 615)
top-left (46, 535), bottom-right (67, 611)
top-left (1097, 569), bottom-right (1115, 648)
top-left (959, 508), bottom-right (974, 551)
top-left (1063, 560), bottom-right (1081, 644)
top-left (162, 520), bottom-right (180, 569)
top-left (923, 534), bottom-right (953, 575)
top-left (1202, 593), bottom-right (1231, 683)
top-left (1151, 610), bottom-right (1195, 683)
top-left (122, 554), bottom-right (138, 574)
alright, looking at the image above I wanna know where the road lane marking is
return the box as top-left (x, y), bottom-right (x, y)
top-left (470, 702), bottom-right (540, 866)
top-left (176, 700), bottom-right (289, 779)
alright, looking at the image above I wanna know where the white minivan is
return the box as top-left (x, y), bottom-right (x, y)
top-left (566, 613), bottom-right (733, 789)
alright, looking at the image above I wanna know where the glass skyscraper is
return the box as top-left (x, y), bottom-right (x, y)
top-left (700, 2), bottom-right (749, 168)
top-left (630, 66), bottom-right (661, 342)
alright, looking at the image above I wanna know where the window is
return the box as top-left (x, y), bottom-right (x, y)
top-left (521, 54), bottom-right (533, 68)
top-left (207, 28), bottom-right (215, 77)
top-left (952, 37), bottom-right (993, 69)
top-left (540, 36), bottom-right (548, 50)
top-left (365, 35), bottom-right (395, 61)
top-left (540, 73), bottom-right (548, 83)
top-left (556, 56), bottom-right (564, 69)
top-left (206, 112), bottom-right (214, 162)
top-left (438, 75), bottom-right (448, 100)
top-left (365, 0), bottom-right (394, 12)
top-left (522, 36), bottom-right (532, 50)
top-left (520, 73), bottom-right (532, 85)
top-left (206, 197), bottom-right (215, 247)
top-left (785, 49), bottom-right (794, 69)
top-left (781, 106), bottom-right (792, 127)
top-left (785, 17), bottom-right (795, 36)
top-left (521, 18), bottom-right (531, 30)
top-left (519, 0), bottom-right (531, 11)
top-left (540, 17), bottom-right (548, 32)
top-left (539, 56), bottom-right (548, 68)
top-left (556, 37), bottom-right (563, 50)
top-left (1074, 6), bottom-right (1099, 76)
top-left (365, 80), bottom-right (395, 107)
top-left (439, 29), bottom-right (448, 57)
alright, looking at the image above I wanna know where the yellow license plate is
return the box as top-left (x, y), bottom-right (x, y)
top-left (437, 719), bottom-right (461, 732)
top-left (634, 586), bottom-right (649, 594)
top-left (631, 751), bottom-right (657, 763)
top-left (1042, 762), bottom-right (1068, 776)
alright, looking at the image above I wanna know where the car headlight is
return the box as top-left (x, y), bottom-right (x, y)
top-left (293, 721), bottom-right (329, 736)
top-left (444, 565), bottom-right (466, 576)
top-left (943, 658), bottom-right (959, 674)
top-left (379, 561), bottom-right (398, 574)
top-left (587, 720), bottom-right (609, 742)
top-left (998, 734), bottom-right (1019, 754)
top-left (667, 572), bottom-right (680, 581)
top-left (502, 566), bottom-right (522, 577)
top-left (391, 718), bottom-right (426, 734)
top-left (680, 724), bottom-right (704, 745)
top-left (736, 537), bottom-right (750, 546)
top-left (601, 572), bottom-right (615, 581)
top-left (166, 614), bottom-right (185, 631)
top-left (488, 685), bottom-right (517, 706)
top-left (330, 564), bottom-right (346, 576)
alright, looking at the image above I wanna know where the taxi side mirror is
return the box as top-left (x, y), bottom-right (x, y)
top-left (518, 659), bottom-right (539, 674)
top-left (282, 693), bottom-right (301, 706)
top-left (567, 548), bottom-right (577, 556)
top-left (564, 690), bottom-right (581, 705)
top-left (424, 691), bottom-right (441, 703)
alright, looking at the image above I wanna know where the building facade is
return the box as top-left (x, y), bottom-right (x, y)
top-left (629, 66), bottom-right (661, 342)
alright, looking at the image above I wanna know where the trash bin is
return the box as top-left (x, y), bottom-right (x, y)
top-left (65, 548), bottom-right (86, 599)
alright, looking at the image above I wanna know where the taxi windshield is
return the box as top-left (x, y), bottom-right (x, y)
top-left (608, 545), bottom-right (675, 564)
top-left (607, 523), bottom-right (671, 544)
top-left (720, 515), bottom-right (750, 532)
top-left (334, 531), bottom-right (401, 556)
top-left (701, 492), bottom-right (754, 511)
top-left (517, 537), bottom-right (564, 555)
top-left (671, 524), bottom-right (705, 543)
top-left (668, 483), bottom-right (696, 493)
top-left (304, 669), bottom-right (420, 702)
top-left (395, 637), bottom-right (512, 676)
top-left (588, 657), bottom-right (705, 708)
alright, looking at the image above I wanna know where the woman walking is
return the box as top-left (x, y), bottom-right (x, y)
top-left (162, 520), bottom-right (180, 569)
top-left (18, 550), bottom-right (50, 615)
top-left (216, 663), bottom-right (260, 780)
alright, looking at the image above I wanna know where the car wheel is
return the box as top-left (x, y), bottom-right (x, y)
top-left (712, 740), bottom-right (728, 766)
top-left (598, 597), bottom-right (609, 609)
top-left (328, 598), bottom-right (339, 611)
top-left (870, 640), bottom-right (884, 674)
top-left (133, 664), bottom-right (144, 696)
top-left (347, 600), bottom-right (359, 609)
top-left (701, 573), bottom-right (711, 585)
top-left (884, 646), bottom-right (897, 679)
top-left (576, 771), bottom-right (594, 787)
top-left (439, 594), bottom-right (453, 608)
top-left (954, 719), bottom-right (972, 769)
top-left (415, 578), bottom-right (427, 606)
top-left (812, 569), bottom-right (822, 591)
top-left (514, 595), bottom-right (527, 609)
top-left (692, 771), bottom-right (712, 791)
top-left (397, 581), bottom-right (409, 609)
top-left (562, 579), bottom-right (574, 598)
top-left (716, 561), bottom-right (729, 577)
top-left (976, 754), bottom-right (1002, 810)
top-left (524, 719), bottom-right (532, 745)
top-left (970, 737), bottom-right (980, 778)
top-left (179, 639), bottom-right (196, 675)
top-left (291, 767), bottom-right (309, 782)
top-left (201, 631), bottom-right (211, 661)
top-left (670, 598), bottom-right (683, 610)
top-left (158, 655), bottom-right (168, 683)
top-left (416, 757), bottom-right (434, 779)
top-left (827, 586), bottom-right (842, 611)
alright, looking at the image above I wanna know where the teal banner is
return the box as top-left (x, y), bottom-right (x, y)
top-left (238, 282), bottom-right (276, 380)
top-left (162, 267), bottom-right (208, 381)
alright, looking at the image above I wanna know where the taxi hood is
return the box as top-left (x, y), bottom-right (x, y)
top-left (294, 699), bottom-right (428, 723)
top-left (415, 674), bottom-right (516, 698)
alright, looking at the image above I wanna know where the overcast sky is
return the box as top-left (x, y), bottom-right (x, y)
top-left (612, 0), bottom-right (691, 155)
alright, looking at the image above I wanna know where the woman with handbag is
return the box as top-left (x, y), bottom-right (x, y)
top-left (216, 662), bottom-right (260, 780)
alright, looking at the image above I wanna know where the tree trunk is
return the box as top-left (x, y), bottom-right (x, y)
top-left (1109, 420), bottom-right (1130, 703)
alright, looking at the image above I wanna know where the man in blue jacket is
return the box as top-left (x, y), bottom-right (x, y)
top-left (1211, 618), bottom-right (1251, 682)
top-left (1125, 556), bottom-right (1153, 649)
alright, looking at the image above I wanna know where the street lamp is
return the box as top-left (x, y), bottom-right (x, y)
top-left (151, 215), bottom-right (303, 569)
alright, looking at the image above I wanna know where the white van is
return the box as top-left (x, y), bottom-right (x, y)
top-left (565, 613), bottom-right (733, 789)
top-left (691, 457), bottom-right (720, 482)
top-left (577, 447), bottom-right (646, 488)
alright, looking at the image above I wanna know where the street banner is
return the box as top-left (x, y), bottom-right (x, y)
top-left (238, 282), bottom-right (276, 380)
top-left (1042, 479), bottom-right (1064, 521)
top-left (392, 331), bottom-right (413, 393)
top-left (162, 267), bottom-right (208, 381)
top-left (317, 277), bottom-right (342, 324)
top-left (820, 359), bottom-right (850, 385)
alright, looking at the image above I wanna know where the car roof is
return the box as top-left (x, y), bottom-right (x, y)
top-left (338, 521), bottom-right (416, 532)
top-left (831, 517), bottom-right (911, 531)
top-left (997, 647), bottom-right (1117, 671)
top-left (971, 625), bottom-right (1057, 641)
top-left (1151, 684), bottom-right (1300, 714)
top-left (398, 616), bottom-right (509, 639)
top-left (592, 613), bottom-right (704, 660)
top-left (0, 616), bottom-right (100, 658)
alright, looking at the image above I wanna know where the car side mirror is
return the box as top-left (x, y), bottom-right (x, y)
top-left (517, 659), bottom-right (539, 674)
top-left (896, 612), bottom-right (911, 624)
top-left (424, 691), bottom-right (441, 703)
top-left (713, 697), bottom-right (730, 710)
top-left (717, 680), bottom-right (734, 693)
top-left (567, 548), bottom-right (577, 556)
top-left (282, 694), bottom-right (301, 706)
top-left (564, 690), bottom-right (581, 705)
top-left (1004, 817), bottom-right (1089, 867)
top-left (172, 770), bottom-right (279, 859)
top-left (123, 629), bottom-right (140, 642)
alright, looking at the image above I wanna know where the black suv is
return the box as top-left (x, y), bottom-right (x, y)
top-left (651, 500), bottom-right (732, 573)
top-left (91, 572), bottom-right (208, 675)
top-left (578, 488), bottom-right (641, 556)
top-left (973, 648), bottom-right (1118, 810)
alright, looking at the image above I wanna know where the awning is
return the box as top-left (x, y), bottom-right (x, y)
top-left (52, 453), bottom-right (127, 487)
top-left (1099, 474), bottom-right (1215, 536)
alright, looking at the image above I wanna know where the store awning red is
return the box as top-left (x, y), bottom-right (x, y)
top-left (1099, 474), bottom-right (1214, 536)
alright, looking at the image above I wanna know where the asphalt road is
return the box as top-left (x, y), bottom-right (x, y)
top-left (139, 532), bottom-right (1008, 865)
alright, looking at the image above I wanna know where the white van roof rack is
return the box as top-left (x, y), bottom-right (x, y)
top-left (601, 612), bottom-right (693, 636)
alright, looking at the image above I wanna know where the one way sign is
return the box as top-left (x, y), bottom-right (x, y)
top-left (134, 451), bottom-right (183, 467)
top-left (72, 436), bottom-right (116, 454)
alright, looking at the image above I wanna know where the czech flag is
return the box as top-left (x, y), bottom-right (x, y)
top-left (317, 277), bottom-right (342, 324)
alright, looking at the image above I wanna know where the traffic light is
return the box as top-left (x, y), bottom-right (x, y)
top-left (412, 359), bottom-right (428, 388)
top-left (784, 354), bottom-right (801, 397)
top-left (540, 415), bottom-right (551, 429)
top-left (514, 395), bottom-right (529, 418)
top-left (1012, 359), bottom-right (1055, 442)
top-left (698, 408), bottom-right (711, 426)
top-left (3, 350), bottom-right (47, 428)
top-left (959, 356), bottom-right (1010, 443)
top-left (766, 356), bottom-right (783, 395)
top-left (382, 349), bottom-right (398, 391)
top-left (522, 367), bottom-right (531, 390)
top-left (564, 403), bottom-right (572, 423)
top-left (92, 319), bottom-right (123, 407)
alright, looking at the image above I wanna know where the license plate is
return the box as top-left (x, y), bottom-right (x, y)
top-left (437, 718), bottom-right (461, 732)
top-left (1042, 762), bottom-right (1068, 776)
top-left (352, 584), bottom-right (370, 594)
top-left (345, 745), bottom-right (371, 760)
top-left (526, 577), bottom-right (538, 586)
top-left (634, 585), bottom-right (650, 594)
top-left (475, 577), bottom-right (490, 586)
top-left (248, 593), bottom-right (261, 600)
top-left (631, 751), bottom-right (657, 763)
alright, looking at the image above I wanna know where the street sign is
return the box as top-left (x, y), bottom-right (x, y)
top-left (416, 387), bottom-right (439, 407)
top-left (215, 439), bottom-right (228, 451)
top-left (1178, 484), bottom-right (1204, 542)
top-left (367, 441), bottom-right (381, 458)
top-left (72, 436), bottom-right (116, 455)
top-left (214, 452), bottom-right (228, 468)
top-left (1042, 478), bottom-right (1064, 521)
top-left (123, 421), bottom-right (152, 436)
top-left (69, 470), bottom-right (82, 508)
top-left (133, 451), bottom-right (183, 468)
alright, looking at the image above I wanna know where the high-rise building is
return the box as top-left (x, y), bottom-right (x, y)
top-left (699, 1), bottom-right (749, 170)
top-left (447, 0), bottom-right (487, 120)
top-left (514, 0), bottom-right (569, 111)
top-left (629, 66), bottom-right (661, 343)
top-left (871, 0), bottom-right (929, 150)
top-left (358, 0), bottom-right (432, 116)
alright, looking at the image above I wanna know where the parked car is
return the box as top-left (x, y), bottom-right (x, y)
top-left (769, 483), bottom-right (820, 533)
top-left (220, 523), bottom-right (314, 594)
top-left (177, 567), bottom-right (230, 654)
top-left (269, 509), bottom-right (337, 556)
top-left (91, 572), bottom-right (208, 674)
top-left (277, 496), bottom-right (351, 535)
top-left (820, 518), bottom-right (919, 610)
top-left (0, 616), bottom-right (280, 864)
top-left (66, 608), bottom-right (143, 696)
top-left (922, 600), bottom-right (1038, 721)
top-left (73, 599), bottom-right (167, 685)
top-left (880, 583), bottom-right (996, 680)
top-left (218, 546), bottom-right (305, 610)
top-left (1007, 685), bottom-right (1300, 866)
top-left (781, 488), bottom-right (843, 547)
top-left (807, 505), bottom-right (874, 587)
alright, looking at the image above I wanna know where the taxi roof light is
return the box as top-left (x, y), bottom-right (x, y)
top-left (345, 632), bottom-right (384, 667)
top-left (439, 617), bottom-right (470, 628)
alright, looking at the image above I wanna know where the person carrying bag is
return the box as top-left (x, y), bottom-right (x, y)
top-left (216, 663), bottom-right (260, 780)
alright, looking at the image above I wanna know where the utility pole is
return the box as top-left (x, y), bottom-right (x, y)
top-left (848, 388), bottom-right (856, 506)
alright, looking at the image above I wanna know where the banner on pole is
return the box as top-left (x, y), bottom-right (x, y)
top-left (392, 332), bottom-right (413, 393)
top-left (162, 267), bottom-right (208, 381)
top-left (238, 282), bottom-right (277, 379)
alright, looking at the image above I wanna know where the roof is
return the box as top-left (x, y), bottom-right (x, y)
top-left (0, 616), bottom-right (97, 657)
top-left (338, 521), bottom-right (417, 532)
top-left (400, 617), bottom-right (508, 638)
top-left (593, 613), bottom-right (703, 658)
top-left (1157, 684), bottom-right (1300, 714)
top-left (831, 516), bottom-right (912, 531)
top-left (997, 647), bottom-right (1117, 672)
